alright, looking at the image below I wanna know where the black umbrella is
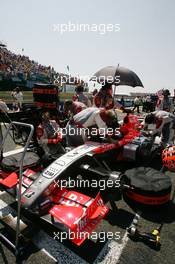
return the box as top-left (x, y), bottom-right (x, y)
top-left (91, 66), bottom-right (144, 87)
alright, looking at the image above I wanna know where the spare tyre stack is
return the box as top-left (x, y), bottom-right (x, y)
top-left (122, 167), bottom-right (172, 210)
top-left (32, 83), bottom-right (59, 110)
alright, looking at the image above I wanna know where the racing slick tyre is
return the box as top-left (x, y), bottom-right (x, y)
top-left (122, 167), bottom-right (172, 210)
top-left (1, 152), bottom-right (40, 173)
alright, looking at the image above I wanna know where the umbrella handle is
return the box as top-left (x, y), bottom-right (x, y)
top-left (113, 85), bottom-right (116, 101)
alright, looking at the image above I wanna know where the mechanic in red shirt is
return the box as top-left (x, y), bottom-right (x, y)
top-left (94, 83), bottom-right (129, 112)
top-left (94, 83), bottom-right (113, 108)
top-left (36, 111), bottom-right (65, 157)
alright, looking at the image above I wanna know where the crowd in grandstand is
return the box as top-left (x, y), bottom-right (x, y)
top-left (0, 46), bottom-right (56, 82)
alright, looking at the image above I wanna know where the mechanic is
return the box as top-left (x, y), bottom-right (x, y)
top-left (73, 85), bottom-right (91, 107)
top-left (64, 100), bottom-right (87, 117)
top-left (65, 107), bottom-right (119, 146)
top-left (94, 83), bottom-right (114, 108)
top-left (36, 111), bottom-right (65, 157)
top-left (157, 89), bottom-right (174, 113)
top-left (143, 110), bottom-right (175, 147)
top-left (94, 83), bottom-right (130, 112)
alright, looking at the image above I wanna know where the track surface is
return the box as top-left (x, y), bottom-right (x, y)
top-left (0, 114), bottom-right (175, 264)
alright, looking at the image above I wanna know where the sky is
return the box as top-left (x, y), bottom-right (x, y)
top-left (1, 0), bottom-right (175, 94)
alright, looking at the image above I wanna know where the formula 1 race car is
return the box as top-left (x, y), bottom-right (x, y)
top-left (0, 145), bottom-right (109, 246)
top-left (0, 114), bottom-right (161, 246)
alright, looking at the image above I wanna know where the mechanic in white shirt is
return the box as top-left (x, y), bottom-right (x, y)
top-left (143, 110), bottom-right (175, 146)
top-left (14, 87), bottom-right (23, 110)
top-left (65, 107), bottom-right (117, 146)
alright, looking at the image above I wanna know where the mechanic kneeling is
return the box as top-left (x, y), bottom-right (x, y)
top-left (143, 110), bottom-right (175, 147)
top-left (36, 111), bottom-right (65, 158)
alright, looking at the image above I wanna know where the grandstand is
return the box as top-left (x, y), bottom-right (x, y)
top-left (0, 42), bottom-right (58, 90)
top-left (0, 43), bottom-right (87, 93)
